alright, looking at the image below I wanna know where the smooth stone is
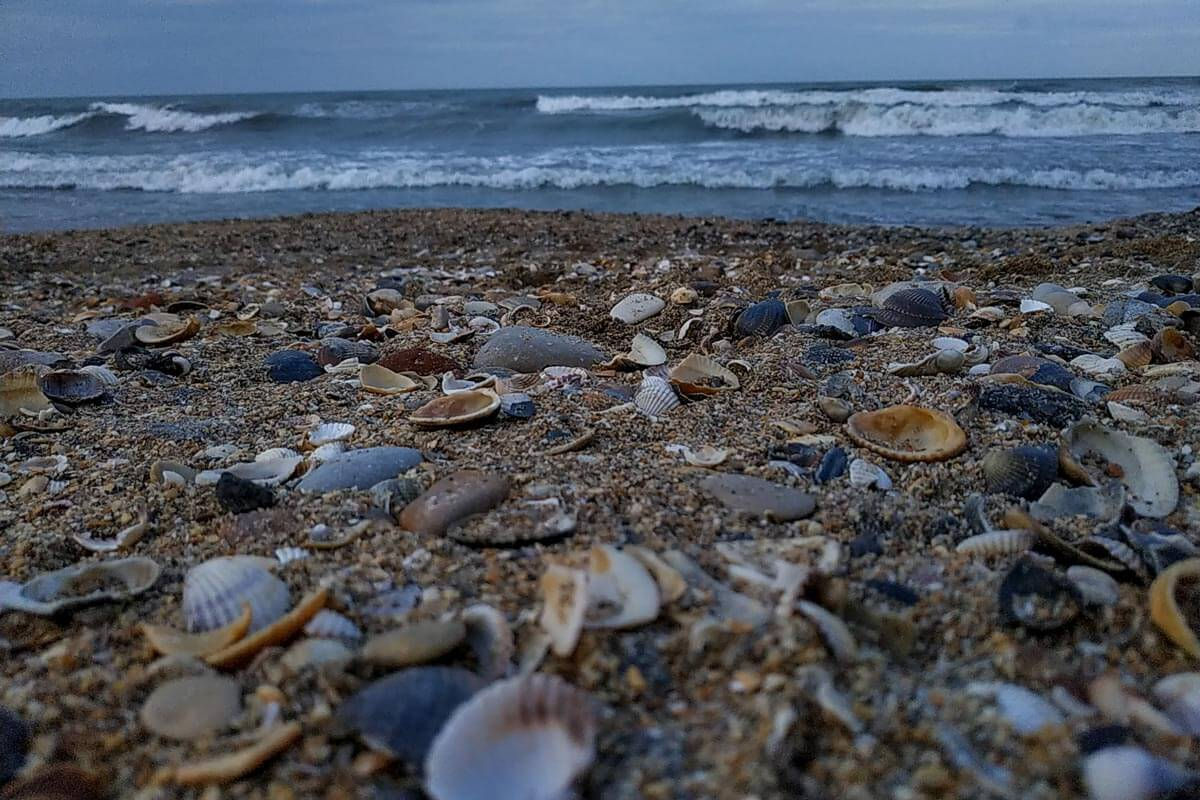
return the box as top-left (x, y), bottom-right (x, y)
top-left (297, 447), bottom-right (423, 493)
top-left (398, 470), bottom-right (510, 536)
top-left (215, 472), bottom-right (276, 514)
top-left (361, 620), bottom-right (467, 667)
top-left (281, 638), bottom-right (353, 674)
top-left (138, 676), bottom-right (241, 741)
top-left (463, 300), bottom-right (498, 317)
top-left (0, 706), bottom-right (29, 785)
top-left (472, 326), bottom-right (605, 373)
top-left (700, 473), bottom-right (817, 521)
top-left (264, 350), bottom-right (323, 383)
top-left (610, 293), bottom-right (666, 324)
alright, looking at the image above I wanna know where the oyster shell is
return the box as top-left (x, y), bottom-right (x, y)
top-left (1060, 421), bottom-right (1178, 517)
top-left (409, 389), bottom-right (501, 427)
top-left (845, 405), bottom-right (967, 463)
top-left (0, 557), bottom-right (161, 616)
top-left (183, 556), bottom-right (290, 633)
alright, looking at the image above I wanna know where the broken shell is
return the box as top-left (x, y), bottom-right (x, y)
top-left (845, 405), bottom-right (967, 463)
top-left (886, 349), bottom-right (964, 377)
top-left (785, 299), bottom-right (810, 325)
top-left (796, 600), bottom-right (857, 662)
top-left (670, 286), bottom-right (698, 305)
top-left (140, 675), bottom-right (242, 741)
top-left (1104, 322), bottom-right (1151, 349)
top-left (142, 605), bottom-right (253, 657)
top-left (955, 530), bottom-right (1035, 557)
top-left (585, 545), bottom-right (660, 629)
top-left (1067, 565), bottom-right (1120, 607)
top-left (362, 620), bottom-right (467, 668)
top-left (1080, 745), bottom-right (1196, 800)
top-left (668, 353), bottom-right (739, 394)
top-left (409, 389), bottom-right (500, 427)
top-left (0, 366), bottom-right (52, 416)
top-left (610, 292), bottom-right (665, 324)
top-left (540, 564), bottom-right (588, 657)
top-left (364, 287), bottom-right (408, 317)
top-left (818, 395), bottom-right (852, 423)
top-left (998, 556), bottom-right (1082, 631)
top-left (847, 458), bottom-right (892, 490)
top-left (37, 370), bottom-right (105, 404)
top-left (1071, 354), bottom-right (1127, 380)
top-left (1150, 559), bottom-right (1200, 659)
top-left (634, 375), bottom-right (680, 418)
top-left (681, 445), bottom-right (728, 468)
top-left (274, 546), bottom-right (309, 565)
top-left (424, 673), bottom-right (596, 800)
top-left (626, 333), bottom-right (666, 367)
top-left (874, 287), bottom-right (949, 328)
top-left (183, 556), bottom-right (291, 633)
top-left (200, 456), bottom-right (302, 487)
top-left (932, 336), bottom-right (969, 352)
top-left (173, 721), bottom-right (302, 786)
top-left (981, 445), bottom-right (1058, 499)
top-left (205, 587), bottom-right (327, 669)
top-left (1152, 673), bottom-right (1200, 735)
top-left (359, 363), bottom-right (421, 394)
top-left (1116, 341), bottom-right (1154, 369)
top-left (150, 460), bottom-right (196, 486)
top-left (1153, 327), bottom-right (1195, 363)
top-left (735, 299), bottom-right (789, 338)
top-left (463, 604), bottom-right (515, 680)
top-left (1060, 421), bottom-right (1178, 517)
top-left (304, 609), bottom-right (362, 641)
top-left (135, 316), bottom-right (199, 346)
top-left (965, 682), bottom-right (1065, 735)
top-left (0, 557), bottom-right (161, 616)
top-left (308, 421), bottom-right (355, 446)
top-left (626, 546), bottom-right (687, 604)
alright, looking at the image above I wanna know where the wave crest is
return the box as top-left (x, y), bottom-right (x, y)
top-left (88, 102), bottom-right (260, 133)
top-left (0, 112), bottom-right (97, 138)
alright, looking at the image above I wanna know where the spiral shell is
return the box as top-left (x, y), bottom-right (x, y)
top-left (182, 556), bottom-right (290, 633)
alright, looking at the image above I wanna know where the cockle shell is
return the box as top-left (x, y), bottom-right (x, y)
top-left (38, 370), bottom-right (105, 404)
top-left (1060, 421), bottom-right (1178, 517)
top-left (981, 445), bottom-right (1058, 499)
top-left (847, 458), bottom-right (892, 490)
top-left (874, 288), bottom-right (950, 328)
top-left (303, 609), bottom-right (362, 641)
top-left (539, 564), bottom-right (588, 657)
top-left (584, 545), bottom-right (660, 629)
top-left (182, 556), bottom-right (290, 633)
top-left (668, 354), bottom-right (739, 393)
top-left (0, 557), bottom-right (161, 616)
top-left (0, 366), bottom-right (52, 416)
top-left (735, 299), bottom-right (789, 338)
top-left (359, 363), bottom-right (422, 394)
top-left (134, 316), bottom-right (199, 346)
top-left (409, 390), bottom-right (500, 427)
top-left (1150, 559), bottom-right (1200, 658)
top-left (634, 375), bottom-right (680, 419)
top-left (308, 422), bottom-right (355, 446)
top-left (955, 530), bottom-right (1035, 557)
top-left (424, 673), bottom-right (597, 800)
top-left (845, 405), bottom-right (967, 463)
top-left (1153, 327), bottom-right (1195, 363)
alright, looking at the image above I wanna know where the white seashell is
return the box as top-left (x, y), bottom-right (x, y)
top-left (814, 308), bottom-right (857, 336)
top-left (634, 375), bottom-right (679, 419)
top-left (681, 445), bottom-right (728, 468)
top-left (1062, 421), bottom-right (1178, 518)
top-left (1071, 354), bottom-right (1127, 379)
top-left (324, 357), bottom-right (363, 374)
top-left (584, 545), bottom-right (660, 629)
top-left (203, 444), bottom-right (240, 460)
top-left (308, 442), bottom-right (345, 462)
top-left (968, 363), bottom-right (991, 376)
top-left (1107, 401), bottom-right (1150, 424)
top-left (848, 458), bottom-right (892, 490)
top-left (424, 673), bottom-right (596, 800)
top-left (182, 556), bottom-right (291, 633)
top-left (1019, 298), bottom-right (1053, 314)
top-left (625, 546), bottom-right (687, 604)
top-left (931, 336), bottom-right (969, 352)
top-left (626, 333), bottom-right (667, 367)
top-left (256, 447), bottom-right (301, 462)
top-left (1066, 565), bottom-right (1120, 607)
top-left (966, 682), bottom-right (1064, 735)
top-left (309, 422), bottom-right (355, 446)
top-left (955, 529), bottom-right (1035, 556)
top-left (1153, 673), bottom-right (1200, 736)
top-left (72, 516), bottom-right (150, 553)
top-left (610, 292), bottom-right (665, 324)
top-left (795, 600), bottom-right (856, 662)
top-left (796, 665), bottom-right (862, 733)
top-left (79, 364), bottom-right (119, 386)
top-left (539, 565), bottom-right (588, 657)
top-left (442, 371), bottom-right (495, 395)
top-left (462, 604), bottom-right (515, 680)
top-left (1081, 745), bottom-right (1194, 800)
top-left (468, 316), bottom-right (501, 336)
top-left (1103, 322), bottom-right (1150, 349)
top-left (210, 456), bottom-right (303, 487)
top-left (274, 546), bottom-right (310, 565)
top-left (303, 609), bottom-right (362, 641)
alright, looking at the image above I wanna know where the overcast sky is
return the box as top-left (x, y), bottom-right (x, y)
top-left (3, 0), bottom-right (1199, 97)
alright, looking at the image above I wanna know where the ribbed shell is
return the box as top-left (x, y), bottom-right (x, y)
top-left (182, 556), bottom-right (290, 633)
top-left (309, 422), bottom-right (355, 446)
top-left (38, 370), bottom-right (105, 404)
top-left (304, 609), bottom-right (362, 641)
top-left (634, 376), bottom-right (680, 418)
top-left (734, 299), bottom-right (789, 338)
top-left (1116, 341), bottom-right (1154, 369)
top-left (1153, 327), bottom-right (1195, 363)
top-left (874, 288), bottom-right (950, 328)
top-left (981, 445), bottom-right (1058, 499)
top-left (956, 530), bottom-right (1035, 557)
top-left (316, 337), bottom-right (380, 367)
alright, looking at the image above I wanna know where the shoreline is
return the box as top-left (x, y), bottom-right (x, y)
top-left (2, 205), bottom-right (1200, 798)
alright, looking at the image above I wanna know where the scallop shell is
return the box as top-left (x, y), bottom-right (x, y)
top-left (134, 316), bottom-right (199, 346)
top-left (874, 288), bottom-right (950, 328)
top-left (409, 390), bottom-right (500, 427)
top-left (634, 375), bottom-right (680, 419)
top-left (1060, 421), bottom-right (1178, 517)
top-left (424, 673), bottom-right (596, 800)
top-left (539, 564), bottom-right (588, 657)
top-left (584, 545), bottom-right (660, 629)
top-left (735, 299), bottom-right (789, 338)
top-left (668, 353), bottom-right (739, 393)
top-left (37, 370), bottom-right (105, 404)
top-left (308, 421), bottom-right (355, 446)
top-left (1153, 327), bottom-right (1195, 363)
top-left (1116, 341), bottom-right (1154, 369)
top-left (0, 366), bottom-right (52, 416)
top-left (0, 557), bottom-right (161, 616)
top-left (955, 530), bottom-right (1035, 557)
top-left (182, 556), bottom-right (291, 633)
top-left (359, 363), bottom-right (421, 395)
top-left (847, 458), bottom-right (891, 490)
top-left (845, 405), bottom-right (967, 463)
top-left (1150, 558), bottom-right (1200, 658)
top-left (303, 609), bottom-right (362, 641)
top-left (981, 445), bottom-right (1058, 499)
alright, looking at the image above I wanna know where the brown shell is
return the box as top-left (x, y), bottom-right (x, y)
top-left (206, 587), bottom-right (328, 670)
top-left (408, 389), bottom-right (500, 427)
top-left (134, 316), bottom-right (199, 346)
top-left (1104, 385), bottom-right (1192, 409)
top-left (378, 347), bottom-right (462, 376)
top-left (1149, 558), bottom-right (1200, 659)
top-left (141, 604), bottom-right (252, 657)
top-left (1116, 341), bottom-right (1154, 369)
top-left (1153, 327), bottom-right (1195, 363)
top-left (844, 405), bottom-right (967, 462)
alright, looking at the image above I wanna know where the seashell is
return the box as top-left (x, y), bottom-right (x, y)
top-left (539, 564), bottom-right (588, 657)
top-left (0, 557), bottom-right (160, 616)
top-left (205, 587), bottom-right (327, 670)
top-left (364, 287), bottom-right (408, 317)
top-left (981, 445), bottom-right (1058, 499)
top-left (815, 446), bottom-right (847, 483)
top-left (966, 306), bottom-right (1006, 326)
top-left (37, 370), bottom-right (105, 404)
top-left (141, 605), bottom-right (252, 657)
top-left (424, 673), bottom-right (596, 800)
top-left (1105, 385), bottom-right (1188, 410)
top-left (668, 353), bottom-right (739, 394)
top-left (585, 545), bottom-right (660, 629)
top-left (1104, 322), bottom-right (1151, 349)
top-left (442, 371), bottom-right (496, 394)
top-left (409, 389), bottom-right (500, 427)
top-left (73, 515), bottom-right (150, 553)
top-left (1116, 341), bottom-right (1154, 369)
top-left (990, 355), bottom-right (1076, 392)
top-left (151, 459), bottom-right (197, 486)
top-left (135, 316), bottom-right (199, 346)
top-left (1126, 528), bottom-right (1197, 577)
top-left (874, 288), bottom-right (950, 328)
top-left (0, 366), bottom-right (53, 416)
top-left (1071, 354), bottom-right (1127, 380)
top-left (932, 336), bottom-right (969, 352)
top-left (626, 333), bottom-right (666, 367)
top-left (1031, 481), bottom-right (1125, 523)
top-left (669, 286), bottom-right (698, 305)
top-left (735, 299), bottom-right (789, 338)
top-left (203, 456), bottom-right (302, 487)
top-left (308, 421), bottom-right (354, 446)
top-left (17, 454), bottom-right (67, 475)
top-left (1150, 558), bottom-right (1200, 658)
top-left (1060, 421), bottom-right (1178, 517)
top-left (965, 682), bottom-right (1065, 735)
top-left (362, 620), bottom-right (467, 668)
top-left (998, 556), bottom-right (1082, 631)
top-left (847, 458), bottom-right (891, 490)
top-left (1107, 401), bottom-right (1150, 424)
top-left (274, 546), bottom-right (309, 565)
top-left (499, 392), bottom-right (535, 419)
top-left (255, 447), bottom-right (301, 462)
top-left (845, 405), bottom-right (967, 463)
top-left (886, 349), bottom-right (964, 377)
top-left (281, 638), bottom-right (353, 674)
top-left (1019, 298), bottom-right (1053, 314)
top-left (817, 395), bottom-right (852, 423)
top-left (1067, 565), bottom-right (1120, 607)
top-left (140, 675), bottom-right (242, 741)
top-left (634, 375), bottom-right (680, 418)
top-left (625, 546), bottom-right (687, 604)
top-left (1152, 327), bottom-right (1195, 363)
top-left (785, 299), bottom-right (810, 324)
top-left (795, 665), bottom-right (861, 733)
top-left (359, 363), bottom-right (421, 394)
top-left (955, 530), bottom-right (1035, 557)
top-left (317, 336), bottom-right (379, 367)
top-left (1153, 673), bottom-right (1200, 735)
top-left (680, 445), bottom-right (728, 467)
top-left (1150, 274), bottom-right (1193, 295)
top-left (610, 292), bottom-right (665, 324)
top-left (795, 600), bottom-right (857, 662)
top-left (304, 609), bottom-right (362, 641)
top-left (171, 721), bottom-right (303, 786)
top-left (1081, 745), bottom-right (1196, 800)
top-left (183, 556), bottom-right (291, 633)
top-left (308, 442), bottom-right (345, 462)
top-left (813, 308), bottom-right (857, 338)
top-left (462, 604), bottom-right (515, 680)
top-left (1079, 535), bottom-right (1147, 580)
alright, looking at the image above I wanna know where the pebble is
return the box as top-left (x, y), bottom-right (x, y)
top-left (473, 326), bottom-right (606, 372)
top-left (264, 350), bottom-right (323, 383)
top-left (138, 675), bottom-right (242, 741)
top-left (699, 473), bottom-right (817, 521)
top-left (361, 620), bottom-right (467, 667)
top-left (398, 470), bottom-right (511, 536)
top-left (296, 447), bottom-right (423, 492)
top-left (0, 706), bottom-right (29, 785)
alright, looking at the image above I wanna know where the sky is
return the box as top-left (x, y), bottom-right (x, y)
top-left (3, 0), bottom-right (1199, 97)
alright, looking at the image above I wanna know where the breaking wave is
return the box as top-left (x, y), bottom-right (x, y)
top-left (0, 112), bottom-right (97, 138)
top-left (87, 103), bottom-right (261, 133)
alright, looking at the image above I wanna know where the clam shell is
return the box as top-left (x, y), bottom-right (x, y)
top-left (626, 333), bottom-right (666, 367)
top-left (424, 674), bottom-right (596, 800)
top-left (981, 445), bottom-right (1058, 499)
top-left (634, 375), bottom-right (680, 419)
top-left (303, 609), bottom-right (362, 641)
top-left (1066, 565), bottom-right (1120, 607)
top-left (540, 564), bottom-right (588, 657)
top-left (668, 353), bottom-right (739, 393)
top-left (847, 458), bottom-right (892, 490)
top-left (0, 366), bottom-right (53, 416)
top-left (955, 530), bottom-right (1035, 557)
top-left (1081, 746), bottom-right (1195, 800)
top-left (37, 370), bottom-right (105, 404)
top-left (134, 316), bottom-right (199, 346)
top-left (1150, 558), bottom-right (1200, 658)
top-left (359, 363), bottom-right (420, 394)
top-left (874, 288), bottom-right (949, 328)
top-left (317, 336), bottom-right (380, 367)
top-left (735, 299), bottom-right (789, 338)
top-left (584, 545), bottom-right (660, 629)
top-left (1061, 421), bottom-right (1178, 517)
top-left (409, 390), bottom-right (500, 427)
top-left (680, 445), bottom-right (728, 468)
top-left (1153, 327), bottom-right (1195, 363)
top-left (308, 421), bottom-right (355, 446)
top-left (785, 299), bottom-right (810, 325)
top-left (0, 557), bottom-right (161, 616)
top-left (182, 556), bottom-right (290, 633)
top-left (139, 675), bottom-right (242, 741)
top-left (845, 405), bottom-right (967, 463)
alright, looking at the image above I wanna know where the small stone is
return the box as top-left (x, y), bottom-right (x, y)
top-left (610, 293), bottom-right (666, 324)
top-left (473, 326), bottom-right (605, 372)
top-left (297, 447), bottom-right (423, 493)
top-left (264, 350), bottom-right (323, 383)
top-left (139, 675), bottom-right (242, 741)
top-left (216, 472), bottom-right (276, 514)
top-left (817, 396), bottom-right (852, 423)
top-left (399, 470), bottom-right (510, 536)
top-left (281, 638), bottom-right (353, 674)
top-left (464, 301), bottom-right (498, 316)
top-left (0, 706), bottom-right (29, 785)
top-left (361, 620), bottom-right (467, 667)
top-left (700, 473), bottom-right (816, 521)
top-left (499, 392), bottom-right (535, 419)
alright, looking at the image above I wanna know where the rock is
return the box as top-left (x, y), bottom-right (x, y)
top-left (361, 620), bottom-right (467, 667)
top-left (464, 300), bottom-right (498, 316)
top-left (215, 472), bottom-right (276, 514)
top-left (473, 326), bottom-right (605, 373)
top-left (978, 383), bottom-right (1088, 427)
top-left (1103, 297), bottom-right (1158, 327)
top-left (610, 293), bottom-right (665, 324)
top-left (0, 706), bottom-right (29, 785)
top-left (281, 638), bottom-right (353, 674)
top-left (378, 347), bottom-right (462, 376)
top-left (700, 473), bottom-right (817, 521)
top-left (399, 470), bottom-right (510, 536)
top-left (264, 350), bottom-right (323, 383)
top-left (297, 447), bottom-right (423, 493)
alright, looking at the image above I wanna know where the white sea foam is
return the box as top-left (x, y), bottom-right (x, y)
top-left (0, 112), bottom-right (97, 138)
top-left (88, 102), bottom-right (259, 132)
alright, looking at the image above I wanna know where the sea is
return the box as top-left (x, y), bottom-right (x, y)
top-left (1, 77), bottom-right (1198, 233)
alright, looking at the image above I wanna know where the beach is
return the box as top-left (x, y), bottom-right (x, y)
top-left (2, 206), bottom-right (1200, 799)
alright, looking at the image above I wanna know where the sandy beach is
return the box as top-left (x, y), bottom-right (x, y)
top-left (2, 206), bottom-right (1200, 799)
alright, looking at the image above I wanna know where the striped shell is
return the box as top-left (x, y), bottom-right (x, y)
top-left (1116, 341), bottom-right (1154, 369)
top-left (0, 366), bottom-right (53, 416)
top-left (955, 530), bottom-right (1035, 557)
top-left (734, 299), bottom-right (789, 338)
top-left (303, 609), bottom-right (362, 641)
top-left (848, 458), bottom-right (892, 490)
top-left (274, 546), bottom-right (310, 565)
top-left (1153, 328), bottom-right (1195, 363)
top-left (424, 673), bottom-right (597, 800)
top-left (981, 445), bottom-right (1058, 499)
top-left (1103, 322), bottom-right (1150, 349)
top-left (182, 556), bottom-right (291, 633)
top-left (845, 405), bottom-right (967, 463)
top-left (634, 376), bottom-right (680, 419)
top-left (874, 288), bottom-right (950, 328)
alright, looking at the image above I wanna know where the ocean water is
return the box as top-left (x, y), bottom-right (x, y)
top-left (1, 77), bottom-right (1198, 233)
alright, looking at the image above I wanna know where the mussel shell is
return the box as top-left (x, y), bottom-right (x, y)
top-left (981, 445), bottom-right (1058, 499)
top-left (1150, 275), bottom-right (1193, 296)
top-left (734, 299), bottom-right (789, 338)
top-left (815, 447), bottom-right (848, 483)
top-left (998, 556), bottom-right (1083, 631)
top-left (990, 356), bottom-right (1076, 392)
top-left (873, 288), bottom-right (950, 328)
top-left (37, 370), bottom-right (105, 404)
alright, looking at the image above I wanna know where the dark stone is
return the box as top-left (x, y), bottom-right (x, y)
top-left (998, 556), bottom-right (1082, 631)
top-left (863, 579), bottom-right (920, 606)
top-left (216, 472), bottom-right (276, 514)
top-left (265, 350), bottom-right (323, 383)
top-left (814, 447), bottom-right (848, 483)
top-left (978, 383), bottom-right (1087, 427)
top-left (297, 447), bottom-right (423, 493)
top-left (804, 344), bottom-right (855, 367)
top-left (0, 706), bottom-right (29, 786)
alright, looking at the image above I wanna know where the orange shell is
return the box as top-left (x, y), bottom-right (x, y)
top-left (844, 405), bottom-right (967, 463)
top-left (206, 588), bottom-right (328, 669)
top-left (1149, 558), bottom-right (1200, 659)
top-left (142, 604), bottom-right (252, 657)
top-left (408, 389), bottom-right (500, 427)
